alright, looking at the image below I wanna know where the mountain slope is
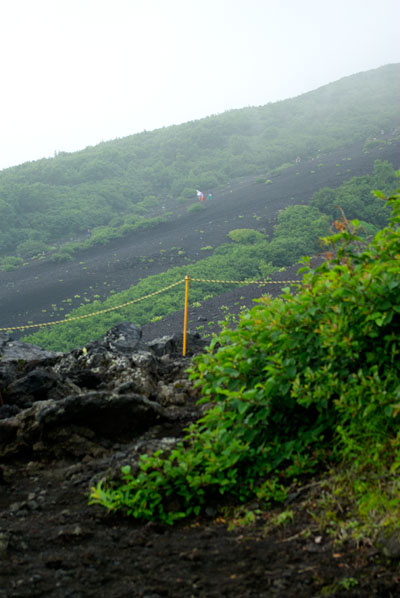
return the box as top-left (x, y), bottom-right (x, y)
top-left (0, 64), bottom-right (399, 259)
top-left (1, 138), bottom-right (399, 341)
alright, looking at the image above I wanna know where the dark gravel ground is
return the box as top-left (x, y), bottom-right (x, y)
top-left (1, 394), bottom-right (399, 598)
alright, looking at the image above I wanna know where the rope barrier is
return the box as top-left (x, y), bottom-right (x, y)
top-left (0, 276), bottom-right (302, 357)
top-left (0, 279), bottom-right (186, 332)
top-left (190, 278), bottom-right (301, 285)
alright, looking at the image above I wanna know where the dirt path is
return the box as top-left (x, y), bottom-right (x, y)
top-left (1, 392), bottom-right (399, 598)
top-left (0, 141), bottom-right (399, 334)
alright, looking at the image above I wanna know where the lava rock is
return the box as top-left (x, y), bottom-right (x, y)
top-left (0, 332), bottom-right (60, 362)
top-left (5, 368), bottom-right (80, 408)
top-left (0, 321), bottom-right (204, 457)
top-left (86, 322), bottom-right (148, 355)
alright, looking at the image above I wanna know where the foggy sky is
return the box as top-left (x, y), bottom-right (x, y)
top-left (0, 0), bottom-right (399, 171)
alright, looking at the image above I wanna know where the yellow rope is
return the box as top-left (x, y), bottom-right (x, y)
top-left (0, 279), bottom-right (186, 332)
top-left (190, 278), bottom-right (301, 284)
top-left (0, 278), bottom-right (301, 332)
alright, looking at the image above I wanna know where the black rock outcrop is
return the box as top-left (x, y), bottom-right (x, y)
top-left (0, 323), bottom-right (206, 459)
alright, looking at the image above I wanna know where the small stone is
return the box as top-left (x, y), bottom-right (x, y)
top-left (72, 525), bottom-right (83, 536)
top-left (27, 500), bottom-right (40, 511)
top-left (314, 535), bottom-right (323, 544)
top-left (9, 501), bottom-right (25, 513)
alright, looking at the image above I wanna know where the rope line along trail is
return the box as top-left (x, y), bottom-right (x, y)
top-left (0, 277), bottom-right (301, 356)
top-left (190, 278), bottom-right (301, 285)
top-left (0, 279), bottom-right (186, 332)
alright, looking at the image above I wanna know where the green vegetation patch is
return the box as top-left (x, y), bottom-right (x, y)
top-left (228, 228), bottom-right (265, 244)
top-left (0, 255), bottom-right (24, 271)
top-left (187, 203), bottom-right (206, 213)
top-left (90, 185), bottom-right (400, 534)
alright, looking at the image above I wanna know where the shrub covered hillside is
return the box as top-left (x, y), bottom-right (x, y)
top-left (22, 160), bottom-right (398, 351)
top-left (0, 64), bottom-right (399, 261)
top-left (91, 182), bottom-right (400, 539)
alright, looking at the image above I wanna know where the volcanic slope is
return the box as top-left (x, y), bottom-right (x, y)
top-left (0, 140), bottom-right (399, 336)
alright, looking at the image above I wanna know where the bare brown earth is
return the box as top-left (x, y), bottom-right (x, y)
top-left (1, 141), bottom-right (400, 598)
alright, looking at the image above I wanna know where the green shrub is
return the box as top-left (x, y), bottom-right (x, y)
top-left (269, 162), bottom-right (292, 176)
top-left (16, 239), bottom-right (50, 257)
top-left (363, 138), bottom-right (387, 152)
top-left (228, 228), bottom-right (265, 244)
top-left (180, 187), bottom-right (198, 200)
top-left (0, 255), bottom-right (24, 271)
top-left (265, 236), bottom-right (311, 267)
top-left (89, 185), bottom-right (400, 525)
top-left (187, 203), bottom-right (206, 213)
top-left (310, 160), bottom-right (395, 226)
top-left (1, 264), bottom-right (18, 272)
top-left (50, 251), bottom-right (74, 263)
top-left (86, 226), bottom-right (121, 246)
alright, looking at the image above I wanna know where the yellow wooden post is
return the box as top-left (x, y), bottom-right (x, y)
top-left (182, 275), bottom-right (190, 356)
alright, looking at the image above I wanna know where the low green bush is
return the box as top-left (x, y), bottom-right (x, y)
top-left (16, 239), bottom-right (50, 257)
top-left (180, 187), bottom-right (198, 200)
top-left (90, 185), bottom-right (400, 527)
top-left (86, 226), bottom-right (121, 246)
top-left (50, 251), bottom-right (74, 263)
top-left (1, 264), bottom-right (18, 272)
top-left (0, 255), bottom-right (24, 271)
top-left (269, 162), bottom-right (292, 176)
top-left (228, 228), bottom-right (265, 244)
top-left (363, 138), bottom-right (387, 152)
top-left (187, 203), bottom-right (206, 213)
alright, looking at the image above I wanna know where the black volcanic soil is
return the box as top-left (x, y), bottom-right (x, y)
top-left (2, 449), bottom-right (399, 598)
top-left (1, 141), bottom-right (400, 598)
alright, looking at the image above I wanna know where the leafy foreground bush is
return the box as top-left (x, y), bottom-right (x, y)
top-left (90, 186), bottom-right (400, 528)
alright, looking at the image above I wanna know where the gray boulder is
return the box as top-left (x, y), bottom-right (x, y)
top-left (85, 322), bottom-right (148, 355)
top-left (148, 332), bottom-right (207, 357)
top-left (0, 332), bottom-right (60, 362)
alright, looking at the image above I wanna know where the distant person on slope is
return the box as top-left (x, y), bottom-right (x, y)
top-left (208, 192), bottom-right (213, 201)
top-left (196, 189), bottom-right (204, 202)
